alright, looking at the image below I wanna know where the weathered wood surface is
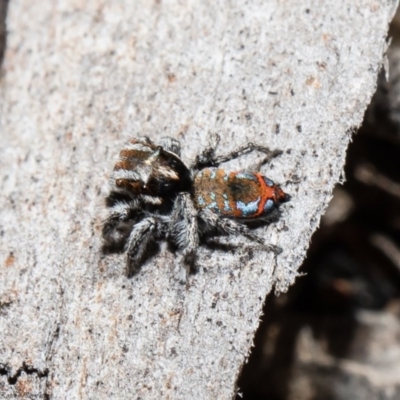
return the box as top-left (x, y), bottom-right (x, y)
top-left (0, 0), bottom-right (397, 398)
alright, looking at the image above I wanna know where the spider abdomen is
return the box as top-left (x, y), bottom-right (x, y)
top-left (193, 168), bottom-right (288, 219)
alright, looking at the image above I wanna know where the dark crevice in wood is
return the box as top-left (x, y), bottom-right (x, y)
top-left (0, 362), bottom-right (49, 385)
top-left (0, 0), bottom-right (9, 69)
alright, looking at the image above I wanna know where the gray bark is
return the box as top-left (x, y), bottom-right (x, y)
top-left (0, 0), bottom-right (397, 398)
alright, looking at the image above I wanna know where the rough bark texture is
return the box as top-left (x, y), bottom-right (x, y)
top-left (0, 0), bottom-right (397, 399)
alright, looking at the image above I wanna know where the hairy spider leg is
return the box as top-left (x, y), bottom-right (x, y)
top-left (198, 209), bottom-right (282, 254)
top-left (170, 193), bottom-right (199, 283)
top-left (136, 135), bottom-right (153, 144)
top-left (125, 217), bottom-right (164, 277)
top-left (193, 140), bottom-right (282, 170)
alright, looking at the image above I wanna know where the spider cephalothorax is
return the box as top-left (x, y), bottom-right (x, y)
top-left (102, 135), bottom-right (289, 282)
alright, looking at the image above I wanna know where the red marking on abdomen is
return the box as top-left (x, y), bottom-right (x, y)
top-left (254, 173), bottom-right (275, 216)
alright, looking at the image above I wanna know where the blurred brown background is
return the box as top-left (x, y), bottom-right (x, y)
top-left (238, 8), bottom-right (400, 400)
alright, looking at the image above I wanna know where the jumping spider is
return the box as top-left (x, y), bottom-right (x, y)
top-left (102, 135), bottom-right (289, 282)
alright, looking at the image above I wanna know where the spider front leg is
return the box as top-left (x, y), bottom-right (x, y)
top-left (159, 136), bottom-right (182, 157)
top-left (125, 216), bottom-right (165, 277)
top-left (199, 209), bottom-right (282, 254)
top-left (193, 133), bottom-right (282, 170)
top-left (170, 193), bottom-right (199, 283)
top-left (133, 136), bottom-right (182, 157)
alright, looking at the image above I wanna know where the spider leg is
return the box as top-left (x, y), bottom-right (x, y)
top-left (159, 137), bottom-right (181, 157)
top-left (198, 209), bottom-right (282, 254)
top-left (170, 193), bottom-right (199, 283)
top-left (193, 139), bottom-right (282, 170)
top-left (125, 217), bottom-right (164, 277)
top-left (136, 135), bottom-right (154, 144)
top-left (102, 200), bottom-right (141, 251)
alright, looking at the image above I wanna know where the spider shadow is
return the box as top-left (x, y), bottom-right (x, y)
top-left (101, 220), bottom-right (135, 255)
top-left (199, 210), bottom-right (283, 254)
top-left (239, 207), bottom-right (283, 230)
top-left (201, 238), bottom-right (238, 253)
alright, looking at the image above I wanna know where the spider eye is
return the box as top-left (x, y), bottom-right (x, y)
top-left (169, 159), bottom-right (178, 168)
top-left (167, 156), bottom-right (182, 171)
